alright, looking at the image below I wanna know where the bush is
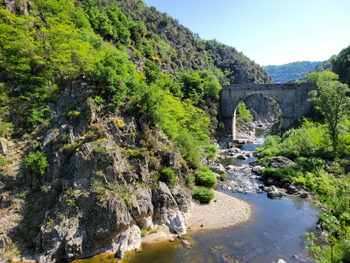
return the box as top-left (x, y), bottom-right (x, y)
top-left (220, 174), bottom-right (227, 181)
top-left (159, 167), bottom-right (176, 186)
top-left (193, 187), bottom-right (214, 203)
top-left (295, 157), bottom-right (325, 172)
top-left (195, 168), bottom-right (217, 188)
top-left (203, 145), bottom-right (217, 159)
top-left (185, 175), bottom-right (195, 189)
top-left (141, 228), bottom-right (147, 237)
top-left (0, 118), bottom-right (13, 137)
top-left (94, 96), bottom-right (103, 105)
top-left (3, 182), bottom-right (14, 191)
top-left (24, 151), bottom-right (49, 178)
top-left (124, 197), bottom-right (129, 206)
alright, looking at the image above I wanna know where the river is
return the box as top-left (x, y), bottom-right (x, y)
top-left (77, 134), bottom-right (321, 263)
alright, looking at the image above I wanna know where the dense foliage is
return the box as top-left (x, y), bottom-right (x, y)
top-left (0, 0), bottom-right (272, 169)
top-left (201, 39), bottom-right (273, 84)
top-left (193, 187), bottom-right (214, 203)
top-left (195, 166), bottom-right (217, 188)
top-left (257, 72), bottom-right (350, 262)
top-left (263, 61), bottom-right (323, 83)
top-left (332, 45), bottom-right (350, 86)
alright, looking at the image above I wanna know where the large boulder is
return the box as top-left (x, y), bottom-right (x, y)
top-left (268, 156), bottom-right (295, 168)
top-left (267, 186), bottom-right (283, 198)
top-left (209, 164), bottom-right (226, 174)
top-left (287, 185), bottom-right (299, 194)
top-left (130, 187), bottom-right (154, 229)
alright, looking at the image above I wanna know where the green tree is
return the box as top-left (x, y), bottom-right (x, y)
top-left (24, 151), bottom-right (49, 178)
top-left (236, 101), bottom-right (253, 123)
top-left (308, 76), bottom-right (350, 152)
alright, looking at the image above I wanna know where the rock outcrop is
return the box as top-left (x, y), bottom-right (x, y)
top-left (5, 83), bottom-right (193, 262)
top-left (268, 156), bottom-right (295, 168)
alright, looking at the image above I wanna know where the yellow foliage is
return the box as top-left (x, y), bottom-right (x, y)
top-left (117, 119), bottom-right (124, 128)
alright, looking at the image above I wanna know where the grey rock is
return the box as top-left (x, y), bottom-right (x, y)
top-left (267, 190), bottom-right (282, 198)
top-left (287, 186), bottom-right (299, 194)
top-left (300, 192), bottom-right (309, 198)
top-left (0, 140), bottom-right (7, 155)
top-left (282, 183), bottom-right (291, 189)
top-left (249, 160), bottom-right (260, 167)
top-left (226, 165), bottom-right (235, 170)
top-left (213, 172), bottom-right (220, 179)
top-left (268, 156), bottom-right (295, 168)
top-left (237, 155), bottom-right (248, 160)
top-left (252, 166), bottom-right (264, 175)
top-left (182, 240), bottom-right (191, 248)
top-left (265, 178), bottom-right (275, 186)
top-left (209, 164), bottom-right (226, 174)
top-left (228, 148), bottom-right (241, 154)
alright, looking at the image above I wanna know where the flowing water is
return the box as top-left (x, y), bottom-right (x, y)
top-left (77, 133), bottom-right (321, 263)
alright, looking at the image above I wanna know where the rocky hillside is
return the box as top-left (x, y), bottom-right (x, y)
top-left (0, 0), bottom-right (273, 261)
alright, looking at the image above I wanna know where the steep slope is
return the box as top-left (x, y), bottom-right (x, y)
top-left (263, 61), bottom-right (324, 83)
top-left (201, 40), bottom-right (273, 84)
top-left (0, 0), bottom-right (263, 260)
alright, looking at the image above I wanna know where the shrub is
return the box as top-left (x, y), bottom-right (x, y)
top-left (262, 166), bottom-right (301, 183)
top-left (62, 143), bottom-right (78, 155)
top-left (185, 175), bottom-right (195, 190)
top-left (203, 145), bottom-right (217, 159)
top-left (150, 228), bottom-right (158, 234)
top-left (0, 156), bottom-right (6, 166)
top-left (24, 151), bottom-right (49, 178)
top-left (93, 146), bottom-right (107, 155)
top-left (27, 108), bottom-right (44, 126)
top-left (141, 228), bottom-right (148, 237)
top-left (159, 167), bottom-right (176, 186)
top-left (3, 182), bottom-right (14, 191)
top-left (94, 96), bottom-right (103, 105)
top-left (195, 169), bottom-right (217, 188)
top-left (89, 123), bottom-right (106, 138)
top-left (0, 118), bottom-right (13, 137)
top-left (124, 197), bottom-right (129, 206)
top-left (193, 187), bottom-right (214, 203)
top-left (220, 174), bottom-right (227, 181)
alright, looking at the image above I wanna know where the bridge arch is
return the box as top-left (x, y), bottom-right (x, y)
top-left (233, 93), bottom-right (282, 139)
top-left (220, 83), bottom-right (317, 139)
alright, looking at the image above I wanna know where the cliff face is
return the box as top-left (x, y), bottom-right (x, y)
top-left (0, 83), bottom-right (193, 262)
top-left (243, 94), bottom-right (281, 123)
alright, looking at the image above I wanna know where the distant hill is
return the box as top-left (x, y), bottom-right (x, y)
top-left (289, 57), bottom-right (334, 83)
top-left (263, 61), bottom-right (324, 83)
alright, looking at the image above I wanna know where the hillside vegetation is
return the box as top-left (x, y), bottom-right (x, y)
top-left (263, 61), bottom-right (323, 83)
top-left (257, 71), bottom-right (350, 262)
top-left (0, 0), bottom-right (270, 260)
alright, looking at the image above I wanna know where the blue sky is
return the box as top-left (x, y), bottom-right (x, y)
top-left (143, 0), bottom-right (350, 66)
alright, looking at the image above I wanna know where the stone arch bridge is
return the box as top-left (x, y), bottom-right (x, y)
top-left (220, 83), bottom-right (317, 139)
